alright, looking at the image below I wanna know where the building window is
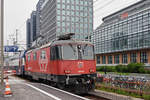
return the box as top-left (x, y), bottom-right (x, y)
top-left (62, 4), bottom-right (65, 9)
top-left (62, 10), bottom-right (65, 15)
top-left (114, 55), bottom-right (120, 64)
top-left (122, 54), bottom-right (128, 64)
top-left (57, 16), bottom-right (61, 20)
top-left (108, 55), bottom-right (112, 64)
top-left (62, 0), bottom-right (65, 3)
top-left (66, 0), bottom-right (70, 4)
top-left (57, 22), bottom-right (61, 27)
top-left (140, 52), bottom-right (148, 63)
top-left (57, 0), bottom-right (61, 3)
top-left (33, 52), bottom-right (37, 60)
top-left (80, 0), bottom-right (83, 5)
top-left (57, 10), bottom-right (61, 15)
top-left (96, 55), bottom-right (100, 64)
top-left (102, 56), bottom-right (106, 64)
top-left (57, 4), bottom-right (61, 9)
top-left (130, 53), bottom-right (137, 63)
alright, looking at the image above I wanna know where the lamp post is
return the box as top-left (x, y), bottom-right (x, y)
top-left (0, 0), bottom-right (4, 85)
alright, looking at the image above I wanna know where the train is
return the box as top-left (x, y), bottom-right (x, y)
top-left (6, 51), bottom-right (26, 76)
top-left (9, 34), bottom-right (96, 93)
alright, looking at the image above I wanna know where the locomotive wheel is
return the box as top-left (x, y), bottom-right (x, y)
top-left (74, 84), bottom-right (88, 94)
top-left (57, 83), bottom-right (65, 90)
top-left (50, 81), bottom-right (57, 87)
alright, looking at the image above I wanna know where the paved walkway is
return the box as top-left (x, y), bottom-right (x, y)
top-left (0, 76), bottom-right (89, 100)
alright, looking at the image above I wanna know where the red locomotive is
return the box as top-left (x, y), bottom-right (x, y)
top-left (25, 34), bottom-right (96, 93)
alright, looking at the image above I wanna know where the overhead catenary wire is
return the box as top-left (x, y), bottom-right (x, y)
top-left (94, 0), bottom-right (114, 13)
top-left (93, 0), bottom-right (141, 29)
top-left (93, 0), bottom-right (103, 4)
top-left (94, 0), bottom-right (140, 15)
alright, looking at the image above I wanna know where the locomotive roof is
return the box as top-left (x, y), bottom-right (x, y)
top-left (26, 40), bottom-right (93, 54)
top-left (51, 40), bottom-right (93, 46)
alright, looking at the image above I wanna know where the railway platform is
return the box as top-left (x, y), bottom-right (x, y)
top-left (0, 76), bottom-right (90, 100)
top-left (0, 75), bottom-right (144, 100)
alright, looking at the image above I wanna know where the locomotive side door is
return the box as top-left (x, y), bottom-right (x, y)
top-left (49, 46), bottom-right (61, 75)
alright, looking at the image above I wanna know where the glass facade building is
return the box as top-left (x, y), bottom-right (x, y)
top-left (40, 0), bottom-right (93, 44)
top-left (93, 0), bottom-right (150, 66)
top-left (36, 0), bottom-right (45, 38)
top-left (30, 11), bottom-right (37, 42)
top-left (26, 19), bottom-right (31, 49)
top-left (26, 11), bottom-right (37, 49)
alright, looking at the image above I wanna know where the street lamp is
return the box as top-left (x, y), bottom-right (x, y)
top-left (0, 0), bottom-right (4, 85)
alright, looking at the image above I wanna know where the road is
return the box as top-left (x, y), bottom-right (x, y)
top-left (0, 76), bottom-right (91, 100)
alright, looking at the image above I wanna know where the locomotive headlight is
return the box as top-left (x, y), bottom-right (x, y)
top-left (64, 70), bottom-right (71, 74)
top-left (89, 68), bottom-right (94, 73)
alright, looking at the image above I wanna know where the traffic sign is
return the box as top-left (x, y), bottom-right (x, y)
top-left (4, 46), bottom-right (18, 52)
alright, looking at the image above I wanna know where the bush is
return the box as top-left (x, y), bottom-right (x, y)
top-left (96, 63), bottom-right (146, 74)
top-left (96, 66), bottom-right (116, 72)
top-left (115, 65), bottom-right (128, 73)
top-left (106, 66), bottom-right (116, 72)
top-left (139, 67), bottom-right (146, 73)
top-left (127, 63), bottom-right (144, 73)
top-left (145, 70), bottom-right (150, 74)
top-left (143, 94), bottom-right (150, 100)
top-left (96, 66), bottom-right (105, 71)
top-left (96, 67), bottom-right (102, 71)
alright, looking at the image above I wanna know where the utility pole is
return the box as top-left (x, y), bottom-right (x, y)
top-left (16, 29), bottom-right (18, 45)
top-left (0, 0), bottom-right (4, 85)
top-left (7, 40), bottom-right (9, 57)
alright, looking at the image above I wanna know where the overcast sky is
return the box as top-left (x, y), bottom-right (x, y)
top-left (4, 0), bottom-right (141, 46)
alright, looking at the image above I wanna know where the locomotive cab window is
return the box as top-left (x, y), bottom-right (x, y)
top-left (62, 44), bottom-right (78, 60)
top-left (78, 44), bottom-right (94, 60)
top-left (62, 44), bottom-right (94, 60)
top-left (28, 54), bottom-right (30, 61)
top-left (50, 46), bottom-right (62, 60)
top-left (40, 50), bottom-right (46, 59)
top-left (33, 52), bottom-right (37, 60)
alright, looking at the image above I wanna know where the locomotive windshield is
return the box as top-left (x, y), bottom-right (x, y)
top-left (62, 44), bottom-right (78, 60)
top-left (62, 44), bottom-right (94, 60)
top-left (78, 44), bottom-right (94, 60)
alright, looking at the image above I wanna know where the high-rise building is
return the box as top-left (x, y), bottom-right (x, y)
top-left (26, 11), bottom-right (37, 49)
top-left (30, 11), bottom-right (37, 42)
top-left (92, 0), bottom-right (150, 66)
top-left (40, 0), bottom-right (93, 44)
top-left (26, 19), bottom-right (31, 49)
top-left (36, 0), bottom-right (45, 38)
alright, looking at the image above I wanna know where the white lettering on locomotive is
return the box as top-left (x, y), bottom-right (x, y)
top-left (39, 53), bottom-right (48, 72)
top-left (78, 62), bottom-right (84, 68)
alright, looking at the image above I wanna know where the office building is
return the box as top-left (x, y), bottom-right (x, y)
top-left (26, 11), bottom-right (37, 49)
top-left (30, 11), bottom-right (37, 42)
top-left (40, 0), bottom-right (93, 44)
top-left (36, 0), bottom-right (45, 38)
top-left (92, 0), bottom-right (150, 66)
top-left (26, 19), bottom-right (31, 49)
